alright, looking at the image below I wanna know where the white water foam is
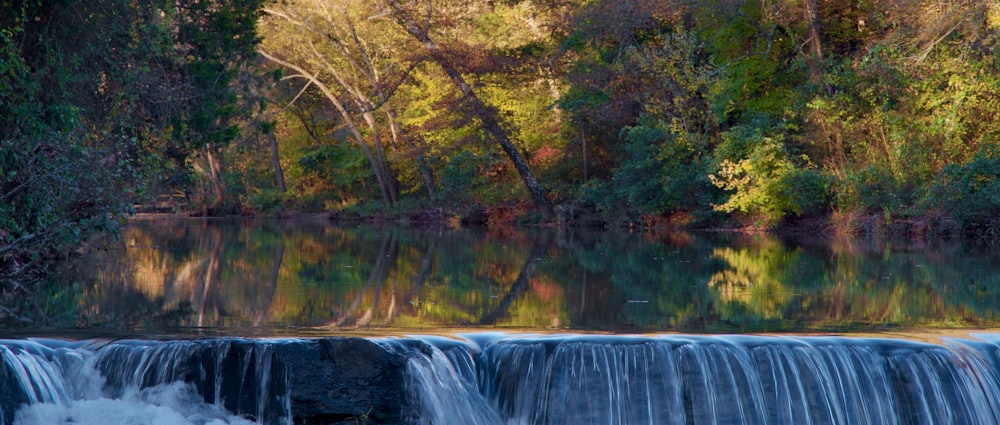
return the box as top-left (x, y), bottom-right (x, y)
top-left (15, 381), bottom-right (257, 425)
top-left (3, 341), bottom-right (262, 425)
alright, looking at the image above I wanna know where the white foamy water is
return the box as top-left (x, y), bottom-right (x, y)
top-left (1, 340), bottom-right (270, 425)
top-left (15, 381), bottom-right (256, 425)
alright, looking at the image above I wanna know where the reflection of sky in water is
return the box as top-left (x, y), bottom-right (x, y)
top-left (57, 218), bottom-right (1000, 335)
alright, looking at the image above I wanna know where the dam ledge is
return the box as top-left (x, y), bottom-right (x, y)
top-left (4, 331), bottom-right (1000, 424)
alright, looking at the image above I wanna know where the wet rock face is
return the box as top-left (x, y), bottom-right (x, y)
top-left (0, 359), bottom-right (29, 425)
top-left (88, 338), bottom-right (412, 425)
top-left (275, 338), bottom-right (410, 425)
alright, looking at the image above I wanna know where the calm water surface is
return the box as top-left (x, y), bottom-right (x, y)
top-left (47, 218), bottom-right (1000, 336)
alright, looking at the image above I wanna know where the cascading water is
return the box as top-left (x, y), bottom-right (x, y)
top-left (0, 339), bottom-right (290, 425)
top-left (377, 336), bottom-right (505, 425)
top-left (404, 334), bottom-right (1000, 425)
top-left (5, 334), bottom-right (1000, 424)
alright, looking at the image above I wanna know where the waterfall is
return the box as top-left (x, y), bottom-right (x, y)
top-left (1, 339), bottom-right (290, 425)
top-left (4, 334), bottom-right (1000, 424)
top-left (377, 336), bottom-right (505, 425)
top-left (404, 334), bottom-right (1000, 425)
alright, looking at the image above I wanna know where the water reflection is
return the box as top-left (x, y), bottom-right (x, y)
top-left (52, 218), bottom-right (1000, 334)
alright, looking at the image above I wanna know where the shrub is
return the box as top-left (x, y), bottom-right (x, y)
top-left (438, 151), bottom-right (486, 205)
top-left (611, 117), bottom-right (719, 219)
top-left (924, 148), bottom-right (1000, 229)
top-left (710, 138), bottom-right (830, 225)
top-left (835, 165), bottom-right (903, 214)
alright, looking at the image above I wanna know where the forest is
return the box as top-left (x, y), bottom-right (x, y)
top-left (2, 0), bottom-right (1000, 304)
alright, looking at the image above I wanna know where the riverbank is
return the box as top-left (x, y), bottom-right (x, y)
top-left (136, 200), bottom-right (992, 243)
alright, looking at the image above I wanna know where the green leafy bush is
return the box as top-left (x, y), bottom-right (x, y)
top-left (438, 151), bottom-right (486, 205)
top-left (710, 138), bottom-right (830, 224)
top-left (924, 148), bottom-right (1000, 229)
top-left (835, 165), bottom-right (903, 214)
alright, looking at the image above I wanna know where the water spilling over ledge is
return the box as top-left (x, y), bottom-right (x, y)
top-left (4, 333), bottom-right (1000, 424)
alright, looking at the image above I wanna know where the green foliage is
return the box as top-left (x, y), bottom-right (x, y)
top-left (692, 0), bottom-right (805, 124)
top-left (301, 144), bottom-right (373, 189)
top-left (556, 0), bottom-right (683, 179)
top-left (560, 21), bottom-right (722, 221)
top-left (613, 119), bottom-right (717, 216)
top-left (249, 187), bottom-right (285, 213)
top-left (613, 124), bottom-right (670, 210)
top-left (836, 165), bottom-right (903, 214)
top-left (0, 0), bottom-right (267, 322)
top-left (0, 3), bottom-right (129, 246)
top-left (9, 0), bottom-right (1000, 281)
top-left (170, 0), bottom-right (264, 151)
top-left (924, 148), bottom-right (1000, 231)
top-left (574, 179), bottom-right (631, 226)
top-left (193, 0), bottom-right (1000, 233)
top-left (438, 151), bottom-right (488, 205)
top-left (711, 137), bottom-right (830, 224)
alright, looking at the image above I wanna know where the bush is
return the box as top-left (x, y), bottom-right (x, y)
top-left (774, 168), bottom-right (832, 217)
top-left (575, 179), bottom-right (629, 225)
top-left (249, 187), bottom-right (285, 213)
top-left (924, 149), bottom-right (1000, 229)
top-left (710, 138), bottom-right (830, 225)
top-left (438, 151), bottom-right (486, 205)
top-left (612, 117), bottom-right (718, 219)
top-left (835, 165), bottom-right (903, 214)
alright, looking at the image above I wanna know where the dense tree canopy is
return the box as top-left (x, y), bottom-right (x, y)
top-left (4, 0), bottom-right (1000, 314)
top-left (247, 0), bottom-right (1000, 231)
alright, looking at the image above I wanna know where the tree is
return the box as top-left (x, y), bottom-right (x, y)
top-left (1, 0), bottom-right (267, 320)
top-left (260, 0), bottom-right (425, 207)
top-left (383, 0), bottom-right (555, 217)
top-left (557, 0), bottom-right (693, 179)
top-left (169, 0), bottom-right (268, 213)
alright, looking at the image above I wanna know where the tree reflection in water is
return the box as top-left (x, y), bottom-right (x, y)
top-left (51, 219), bottom-right (1000, 334)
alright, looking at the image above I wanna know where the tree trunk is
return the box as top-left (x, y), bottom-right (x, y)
top-left (385, 0), bottom-right (554, 218)
top-left (196, 147), bottom-right (227, 212)
top-left (267, 130), bottom-right (287, 193)
top-left (362, 110), bottom-right (399, 204)
top-left (581, 129), bottom-right (588, 182)
top-left (387, 109), bottom-right (436, 200)
top-left (804, 0), bottom-right (824, 87)
top-left (259, 50), bottom-right (394, 207)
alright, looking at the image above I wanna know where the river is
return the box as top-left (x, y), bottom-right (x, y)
top-left (43, 217), bottom-right (1000, 336)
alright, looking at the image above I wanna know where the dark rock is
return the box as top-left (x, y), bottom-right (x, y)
top-left (273, 338), bottom-right (410, 425)
top-left (4, 338), bottom-right (415, 425)
top-left (215, 341), bottom-right (289, 425)
top-left (184, 338), bottom-right (410, 425)
top-left (0, 357), bottom-right (30, 425)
